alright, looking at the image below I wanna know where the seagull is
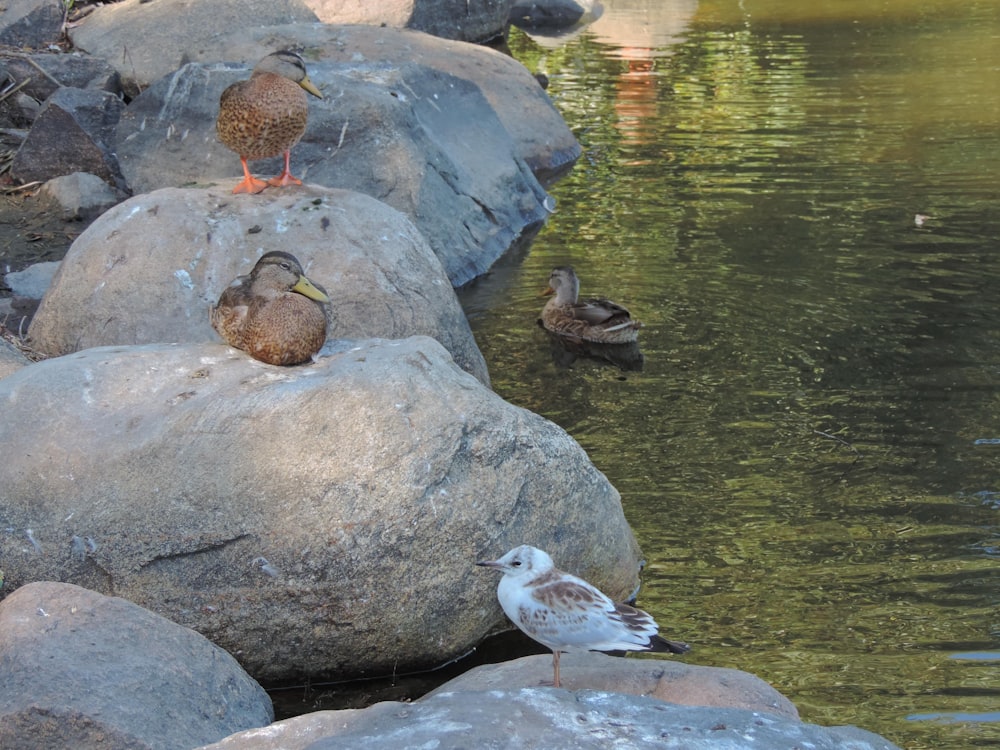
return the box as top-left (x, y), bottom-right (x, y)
top-left (476, 544), bottom-right (690, 687)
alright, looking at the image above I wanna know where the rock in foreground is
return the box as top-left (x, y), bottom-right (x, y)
top-left (0, 581), bottom-right (272, 750)
top-left (200, 687), bottom-right (902, 750)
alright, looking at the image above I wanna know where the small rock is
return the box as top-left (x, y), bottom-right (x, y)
top-left (510, 0), bottom-right (589, 31)
top-left (305, 0), bottom-right (516, 43)
top-left (0, 336), bottom-right (30, 379)
top-left (39, 172), bottom-right (124, 221)
top-left (4, 260), bottom-right (60, 298)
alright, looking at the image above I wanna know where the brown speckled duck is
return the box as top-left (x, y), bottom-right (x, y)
top-left (210, 251), bottom-right (329, 365)
top-left (217, 50), bottom-right (323, 195)
top-left (540, 266), bottom-right (642, 344)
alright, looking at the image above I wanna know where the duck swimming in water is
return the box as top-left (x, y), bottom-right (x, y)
top-left (539, 266), bottom-right (642, 344)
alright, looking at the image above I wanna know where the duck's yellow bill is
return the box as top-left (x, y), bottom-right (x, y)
top-left (300, 75), bottom-right (323, 99)
top-left (293, 276), bottom-right (330, 302)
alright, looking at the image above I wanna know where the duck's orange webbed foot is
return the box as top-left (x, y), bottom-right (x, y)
top-left (232, 157), bottom-right (269, 194)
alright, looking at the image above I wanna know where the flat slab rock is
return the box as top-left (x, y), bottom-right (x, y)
top-left (431, 651), bottom-right (800, 720)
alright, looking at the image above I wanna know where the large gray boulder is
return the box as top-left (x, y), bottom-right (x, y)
top-left (0, 581), bottom-right (273, 750)
top-left (67, 0), bottom-right (320, 96)
top-left (0, 338), bottom-right (643, 682)
top-left (199, 688), bottom-right (902, 750)
top-left (94, 23), bottom-right (581, 192)
top-left (27, 185), bottom-right (489, 385)
top-left (68, 0), bottom-right (516, 89)
top-left (204, 24), bottom-right (580, 183)
top-left (109, 25), bottom-right (573, 285)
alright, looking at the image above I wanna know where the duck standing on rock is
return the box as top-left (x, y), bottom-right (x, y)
top-left (210, 251), bottom-right (330, 366)
top-left (217, 50), bottom-right (323, 195)
top-left (540, 266), bottom-right (643, 344)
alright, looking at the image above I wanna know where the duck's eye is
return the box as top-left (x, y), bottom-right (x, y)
top-left (279, 262), bottom-right (291, 271)
top-left (511, 560), bottom-right (521, 567)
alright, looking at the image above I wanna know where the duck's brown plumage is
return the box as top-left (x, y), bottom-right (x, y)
top-left (540, 266), bottom-right (642, 344)
top-left (210, 251), bottom-right (329, 366)
top-left (217, 50), bottom-right (323, 194)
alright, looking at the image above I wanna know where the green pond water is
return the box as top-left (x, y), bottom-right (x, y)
top-left (458, 1), bottom-right (1000, 748)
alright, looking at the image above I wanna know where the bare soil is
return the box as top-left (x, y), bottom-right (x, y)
top-left (0, 176), bottom-right (84, 342)
top-left (0, 186), bottom-right (81, 286)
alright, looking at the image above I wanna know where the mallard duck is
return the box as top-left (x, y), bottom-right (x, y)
top-left (540, 266), bottom-right (642, 344)
top-left (217, 50), bottom-right (323, 195)
top-left (210, 251), bottom-right (330, 365)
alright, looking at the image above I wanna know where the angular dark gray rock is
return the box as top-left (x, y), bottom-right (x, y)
top-left (0, 0), bottom-right (65, 49)
top-left (10, 87), bottom-right (127, 190)
top-left (1, 51), bottom-right (123, 105)
top-left (0, 581), bottom-right (273, 750)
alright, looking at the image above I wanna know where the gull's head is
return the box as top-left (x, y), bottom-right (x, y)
top-left (476, 544), bottom-right (554, 578)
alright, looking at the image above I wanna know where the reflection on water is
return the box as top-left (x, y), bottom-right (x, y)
top-left (541, 326), bottom-right (646, 371)
top-left (587, 0), bottom-right (696, 58)
top-left (461, 1), bottom-right (1000, 748)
